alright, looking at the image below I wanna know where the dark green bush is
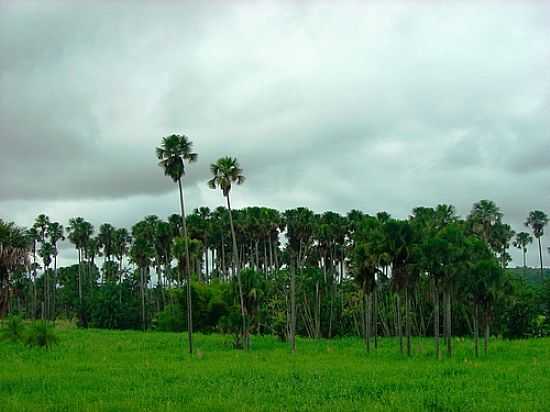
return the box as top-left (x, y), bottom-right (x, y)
top-left (24, 321), bottom-right (59, 349)
top-left (154, 304), bottom-right (186, 332)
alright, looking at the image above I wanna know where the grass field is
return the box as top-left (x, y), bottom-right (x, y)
top-left (1, 327), bottom-right (549, 411)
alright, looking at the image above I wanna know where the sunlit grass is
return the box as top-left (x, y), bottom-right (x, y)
top-left (1, 329), bottom-right (549, 411)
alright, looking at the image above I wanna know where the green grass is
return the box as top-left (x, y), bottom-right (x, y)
top-left (1, 327), bottom-right (549, 411)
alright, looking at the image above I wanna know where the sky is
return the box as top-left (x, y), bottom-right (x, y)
top-left (1, 0), bottom-right (549, 268)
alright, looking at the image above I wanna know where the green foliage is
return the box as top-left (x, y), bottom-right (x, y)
top-left (23, 321), bottom-right (59, 349)
top-left (154, 304), bottom-right (186, 332)
top-left (0, 315), bottom-right (25, 342)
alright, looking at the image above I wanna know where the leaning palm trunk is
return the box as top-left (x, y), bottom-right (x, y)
top-left (226, 194), bottom-right (248, 350)
top-left (178, 178), bottom-right (193, 355)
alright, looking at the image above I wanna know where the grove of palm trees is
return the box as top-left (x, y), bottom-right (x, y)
top-left (2, 135), bottom-right (549, 355)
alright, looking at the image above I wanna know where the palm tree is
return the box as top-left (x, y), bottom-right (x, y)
top-left (208, 156), bottom-right (247, 349)
top-left (68, 217), bottom-right (93, 323)
top-left (156, 134), bottom-right (197, 354)
top-left (48, 222), bottom-right (64, 321)
top-left (467, 200), bottom-right (502, 247)
top-left (131, 222), bottom-right (154, 331)
top-left (26, 227), bottom-right (40, 318)
top-left (525, 211), bottom-right (548, 281)
top-left (513, 232), bottom-right (533, 276)
top-left (38, 242), bottom-right (54, 319)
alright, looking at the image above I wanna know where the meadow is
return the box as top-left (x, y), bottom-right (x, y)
top-left (1, 327), bottom-right (549, 411)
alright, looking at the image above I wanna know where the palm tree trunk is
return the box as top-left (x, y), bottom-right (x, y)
top-left (373, 288), bottom-right (378, 349)
top-left (226, 194), bottom-right (247, 350)
top-left (140, 267), bottom-right (145, 331)
top-left (433, 280), bottom-right (440, 360)
top-left (538, 236), bottom-right (544, 281)
top-left (178, 178), bottom-right (193, 355)
top-left (366, 291), bottom-right (372, 353)
top-left (523, 248), bottom-right (527, 277)
top-left (405, 287), bottom-right (411, 357)
top-left (78, 248), bottom-right (82, 322)
top-left (483, 311), bottom-right (489, 355)
top-left (290, 255), bottom-right (296, 353)
top-left (396, 293), bottom-right (403, 354)
top-left (445, 287), bottom-right (452, 358)
top-left (52, 253), bottom-right (57, 322)
top-left (474, 303), bottom-right (479, 357)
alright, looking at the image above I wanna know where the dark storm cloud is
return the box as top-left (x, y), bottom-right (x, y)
top-left (1, 0), bottom-right (550, 267)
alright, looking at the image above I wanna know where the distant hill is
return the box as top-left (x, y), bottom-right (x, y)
top-left (507, 266), bottom-right (550, 285)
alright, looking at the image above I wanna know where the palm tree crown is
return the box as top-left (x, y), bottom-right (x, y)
top-left (156, 134), bottom-right (198, 182)
top-left (208, 156), bottom-right (245, 197)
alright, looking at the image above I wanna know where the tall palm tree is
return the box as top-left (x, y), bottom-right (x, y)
top-left (48, 222), bottom-right (64, 321)
top-left (26, 227), bottom-right (40, 318)
top-left (513, 232), bottom-right (533, 276)
top-left (38, 242), bottom-right (54, 319)
top-left (156, 134), bottom-right (197, 354)
top-left (208, 156), bottom-right (247, 349)
top-left (525, 210), bottom-right (549, 281)
top-left (68, 217), bottom-right (93, 323)
top-left (131, 222), bottom-right (154, 331)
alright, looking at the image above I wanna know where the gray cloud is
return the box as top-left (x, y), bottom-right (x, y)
top-left (1, 0), bottom-right (550, 267)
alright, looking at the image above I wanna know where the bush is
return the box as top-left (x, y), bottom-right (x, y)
top-left (0, 315), bottom-right (26, 343)
top-left (24, 321), bottom-right (59, 349)
top-left (154, 304), bottom-right (186, 332)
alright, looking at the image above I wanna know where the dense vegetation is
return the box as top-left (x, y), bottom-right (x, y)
top-left (1, 135), bottom-right (549, 359)
top-left (1, 328), bottom-right (549, 411)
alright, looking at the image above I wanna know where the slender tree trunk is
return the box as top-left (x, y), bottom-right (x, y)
top-left (373, 288), bottom-right (378, 349)
top-left (445, 287), bottom-right (452, 358)
top-left (205, 237), bottom-right (209, 281)
top-left (538, 237), bottom-right (544, 281)
top-left (178, 178), bottom-right (193, 355)
top-left (44, 267), bottom-right (49, 320)
top-left (484, 311), bottom-right (489, 355)
top-left (405, 287), bottom-right (411, 357)
top-left (522, 248), bottom-right (527, 276)
top-left (140, 267), bottom-right (145, 331)
top-left (396, 293), bottom-right (403, 354)
top-left (433, 279), bottom-right (440, 360)
top-left (32, 245), bottom-right (37, 319)
top-left (474, 303), bottom-right (479, 357)
top-left (366, 291), bottom-right (372, 353)
top-left (226, 194), bottom-right (248, 350)
top-left (52, 253), bottom-right (57, 321)
top-left (78, 248), bottom-right (83, 323)
top-left (290, 254), bottom-right (296, 353)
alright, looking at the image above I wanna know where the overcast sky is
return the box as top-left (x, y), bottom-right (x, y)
top-left (1, 0), bottom-right (549, 268)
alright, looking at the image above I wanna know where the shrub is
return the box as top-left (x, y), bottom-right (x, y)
top-left (24, 321), bottom-right (59, 349)
top-left (0, 315), bottom-right (26, 343)
top-left (154, 304), bottom-right (186, 332)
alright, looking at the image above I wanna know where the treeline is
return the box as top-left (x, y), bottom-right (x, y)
top-left (1, 202), bottom-right (549, 353)
top-left (1, 134), bottom-right (549, 358)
